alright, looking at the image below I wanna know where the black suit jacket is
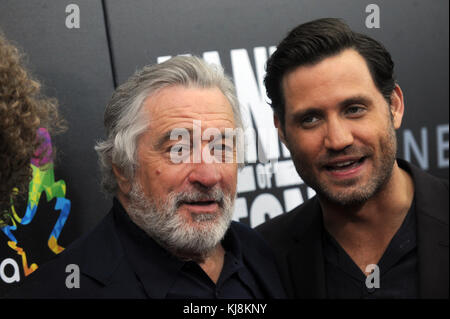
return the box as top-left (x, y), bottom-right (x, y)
top-left (8, 200), bottom-right (286, 299)
top-left (256, 159), bottom-right (449, 298)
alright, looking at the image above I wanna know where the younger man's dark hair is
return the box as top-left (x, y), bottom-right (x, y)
top-left (264, 18), bottom-right (396, 128)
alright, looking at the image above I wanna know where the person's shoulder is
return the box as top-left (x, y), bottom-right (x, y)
top-left (425, 171), bottom-right (448, 191)
top-left (5, 241), bottom-right (86, 298)
top-left (256, 196), bottom-right (318, 235)
top-left (229, 221), bottom-right (278, 256)
top-left (5, 210), bottom-right (117, 298)
top-left (229, 220), bottom-right (264, 243)
top-left (256, 206), bottom-right (301, 232)
top-left (421, 170), bottom-right (449, 199)
top-left (399, 159), bottom-right (448, 201)
top-left (398, 158), bottom-right (448, 224)
top-left (253, 196), bottom-right (320, 252)
top-left (399, 158), bottom-right (448, 190)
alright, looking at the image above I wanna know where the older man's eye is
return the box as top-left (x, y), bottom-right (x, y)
top-left (209, 143), bottom-right (233, 160)
top-left (169, 144), bottom-right (191, 163)
top-left (169, 144), bottom-right (190, 157)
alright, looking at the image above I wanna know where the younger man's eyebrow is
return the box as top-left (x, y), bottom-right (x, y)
top-left (289, 95), bottom-right (373, 123)
top-left (338, 95), bottom-right (372, 108)
top-left (291, 107), bottom-right (324, 123)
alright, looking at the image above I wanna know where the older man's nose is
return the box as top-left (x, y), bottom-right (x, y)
top-left (188, 162), bottom-right (221, 189)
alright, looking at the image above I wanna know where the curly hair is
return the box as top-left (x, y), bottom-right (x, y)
top-left (0, 31), bottom-right (65, 225)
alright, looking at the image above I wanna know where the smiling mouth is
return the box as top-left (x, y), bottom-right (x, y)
top-left (324, 156), bottom-right (367, 172)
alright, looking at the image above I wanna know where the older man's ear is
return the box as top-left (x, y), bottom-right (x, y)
top-left (112, 164), bottom-right (132, 195)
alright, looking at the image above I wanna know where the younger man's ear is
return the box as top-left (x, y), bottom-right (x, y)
top-left (112, 164), bottom-right (132, 195)
top-left (274, 114), bottom-right (287, 146)
top-left (390, 84), bottom-right (405, 130)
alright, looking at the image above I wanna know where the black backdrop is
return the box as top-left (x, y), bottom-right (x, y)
top-left (0, 0), bottom-right (448, 295)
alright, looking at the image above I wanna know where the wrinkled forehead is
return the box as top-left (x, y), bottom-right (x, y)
top-left (148, 87), bottom-right (235, 128)
top-left (141, 86), bottom-right (237, 140)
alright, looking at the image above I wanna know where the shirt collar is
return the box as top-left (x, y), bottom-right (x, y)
top-left (113, 198), bottom-right (184, 298)
top-left (322, 197), bottom-right (417, 280)
top-left (222, 221), bottom-right (244, 263)
top-left (112, 197), bottom-right (244, 298)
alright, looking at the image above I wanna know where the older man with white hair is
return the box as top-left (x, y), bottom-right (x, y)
top-left (8, 56), bottom-right (285, 299)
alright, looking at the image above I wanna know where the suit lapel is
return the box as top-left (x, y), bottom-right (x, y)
top-left (417, 211), bottom-right (449, 298)
top-left (281, 160), bottom-right (447, 298)
top-left (413, 175), bottom-right (449, 298)
top-left (238, 226), bottom-right (287, 298)
top-left (79, 210), bottom-right (126, 287)
top-left (286, 198), bottom-right (327, 298)
top-left (400, 160), bottom-right (449, 298)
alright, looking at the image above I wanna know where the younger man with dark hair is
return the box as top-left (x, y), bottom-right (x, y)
top-left (257, 18), bottom-right (448, 299)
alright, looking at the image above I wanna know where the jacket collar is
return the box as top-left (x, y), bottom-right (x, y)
top-left (80, 198), bottom-right (259, 298)
top-left (285, 159), bottom-right (448, 298)
top-left (235, 223), bottom-right (287, 298)
top-left (286, 197), bottom-right (327, 298)
top-left (111, 198), bottom-right (186, 298)
top-left (77, 207), bottom-right (125, 286)
top-left (397, 159), bottom-right (449, 298)
top-left (77, 199), bottom-right (187, 297)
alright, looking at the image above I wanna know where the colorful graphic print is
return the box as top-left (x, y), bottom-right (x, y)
top-left (1, 128), bottom-right (71, 276)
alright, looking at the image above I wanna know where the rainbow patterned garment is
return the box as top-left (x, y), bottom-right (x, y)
top-left (1, 128), bottom-right (71, 276)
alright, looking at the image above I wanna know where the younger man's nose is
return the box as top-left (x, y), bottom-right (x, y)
top-left (323, 118), bottom-right (354, 151)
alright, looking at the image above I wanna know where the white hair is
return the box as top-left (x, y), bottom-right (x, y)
top-left (95, 56), bottom-right (244, 194)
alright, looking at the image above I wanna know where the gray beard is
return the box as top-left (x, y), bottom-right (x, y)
top-left (126, 183), bottom-right (234, 263)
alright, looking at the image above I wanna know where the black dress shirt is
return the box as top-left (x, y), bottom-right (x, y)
top-left (323, 199), bottom-right (419, 298)
top-left (113, 199), bottom-right (265, 299)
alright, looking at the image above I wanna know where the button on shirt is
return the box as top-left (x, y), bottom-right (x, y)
top-left (113, 199), bottom-right (264, 299)
top-left (323, 199), bottom-right (419, 298)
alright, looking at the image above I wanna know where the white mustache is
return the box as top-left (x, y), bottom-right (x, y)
top-left (174, 188), bottom-right (225, 207)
